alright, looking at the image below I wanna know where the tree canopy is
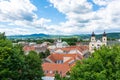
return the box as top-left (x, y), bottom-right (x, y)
top-left (70, 45), bottom-right (120, 80)
top-left (0, 33), bottom-right (43, 80)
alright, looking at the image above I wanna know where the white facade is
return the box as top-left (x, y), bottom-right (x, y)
top-left (56, 39), bottom-right (69, 48)
top-left (89, 32), bottom-right (107, 53)
top-left (42, 76), bottom-right (54, 80)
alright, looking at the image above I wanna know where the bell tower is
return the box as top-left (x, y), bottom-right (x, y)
top-left (102, 31), bottom-right (107, 45)
top-left (91, 32), bottom-right (96, 42)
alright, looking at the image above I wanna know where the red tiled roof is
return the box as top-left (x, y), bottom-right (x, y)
top-left (23, 46), bottom-right (35, 51)
top-left (42, 63), bottom-right (70, 77)
top-left (47, 53), bottom-right (83, 63)
top-left (43, 53), bottom-right (84, 77)
top-left (55, 45), bottom-right (88, 53)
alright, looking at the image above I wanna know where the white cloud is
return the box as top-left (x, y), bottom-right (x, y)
top-left (0, 0), bottom-right (120, 35)
top-left (0, 0), bottom-right (52, 35)
top-left (49, 0), bottom-right (92, 14)
top-left (0, 0), bottom-right (37, 22)
top-left (33, 18), bottom-right (51, 27)
top-left (93, 0), bottom-right (112, 6)
top-left (48, 0), bottom-right (120, 34)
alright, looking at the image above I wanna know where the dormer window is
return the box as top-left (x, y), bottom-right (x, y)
top-left (49, 71), bottom-right (52, 74)
top-left (59, 71), bottom-right (62, 74)
top-left (56, 60), bottom-right (63, 64)
top-left (45, 70), bottom-right (49, 74)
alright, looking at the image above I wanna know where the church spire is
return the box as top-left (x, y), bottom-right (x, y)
top-left (103, 31), bottom-right (106, 36)
top-left (91, 32), bottom-right (95, 36)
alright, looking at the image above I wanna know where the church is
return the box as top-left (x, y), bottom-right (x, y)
top-left (89, 31), bottom-right (107, 53)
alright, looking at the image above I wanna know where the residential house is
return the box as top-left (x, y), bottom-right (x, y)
top-left (47, 38), bottom-right (69, 53)
top-left (23, 42), bottom-right (48, 54)
top-left (42, 53), bottom-right (83, 77)
top-left (54, 46), bottom-right (89, 56)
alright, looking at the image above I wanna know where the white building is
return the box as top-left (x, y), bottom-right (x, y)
top-left (48, 38), bottom-right (69, 53)
top-left (56, 38), bottom-right (69, 48)
top-left (89, 32), bottom-right (107, 53)
top-left (42, 76), bottom-right (54, 80)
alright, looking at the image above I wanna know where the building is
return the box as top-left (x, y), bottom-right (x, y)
top-left (54, 46), bottom-right (89, 56)
top-left (23, 42), bottom-right (48, 55)
top-left (47, 38), bottom-right (69, 53)
top-left (89, 31), bottom-right (107, 53)
top-left (42, 53), bottom-right (83, 77)
top-left (55, 38), bottom-right (69, 48)
top-left (42, 63), bottom-right (70, 77)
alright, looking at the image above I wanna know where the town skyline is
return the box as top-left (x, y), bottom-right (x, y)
top-left (0, 0), bottom-right (120, 36)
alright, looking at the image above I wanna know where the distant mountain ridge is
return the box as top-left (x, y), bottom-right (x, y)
top-left (7, 33), bottom-right (49, 39)
top-left (97, 32), bottom-right (120, 39)
top-left (7, 32), bottom-right (120, 39)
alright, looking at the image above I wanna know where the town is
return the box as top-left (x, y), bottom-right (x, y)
top-left (7, 31), bottom-right (119, 80)
top-left (0, 0), bottom-right (120, 79)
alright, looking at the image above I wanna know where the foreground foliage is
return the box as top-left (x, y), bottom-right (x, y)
top-left (70, 45), bottom-right (120, 80)
top-left (0, 33), bottom-right (43, 80)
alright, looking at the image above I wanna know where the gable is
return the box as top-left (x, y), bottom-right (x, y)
top-left (54, 49), bottom-right (64, 54)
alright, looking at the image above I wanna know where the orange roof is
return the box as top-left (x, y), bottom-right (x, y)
top-left (23, 46), bottom-right (35, 51)
top-left (47, 53), bottom-right (83, 63)
top-left (43, 53), bottom-right (83, 77)
top-left (55, 45), bottom-right (88, 53)
top-left (42, 63), bottom-right (70, 77)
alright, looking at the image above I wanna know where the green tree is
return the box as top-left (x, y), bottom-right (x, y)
top-left (0, 32), bottom-right (6, 40)
top-left (62, 38), bottom-right (78, 45)
top-left (0, 33), bottom-right (24, 79)
top-left (55, 73), bottom-right (62, 80)
top-left (70, 45), bottom-right (120, 80)
top-left (0, 33), bottom-right (43, 80)
top-left (39, 52), bottom-right (44, 58)
top-left (21, 51), bottom-right (43, 80)
top-left (45, 49), bottom-right (50, 57)
top-left (39, 49), bottom-right (50, 59)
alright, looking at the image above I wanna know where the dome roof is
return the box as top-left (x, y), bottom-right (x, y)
top-left (62, 41), bottom-right (69, 46)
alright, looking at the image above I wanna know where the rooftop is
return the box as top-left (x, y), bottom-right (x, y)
top-left (42, 63), bottom-right (70, 77)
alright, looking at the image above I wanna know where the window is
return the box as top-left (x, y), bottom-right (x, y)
top-left (55, 71), bottom-right (58, 74)
top-left (45, 70), bottom-right (49, 74)
top-left (56, 60), bottom-right (63, 64)
top-left (53, 71), bottom-right (55, 74)
top-left (49, 71), bottom-right (52, 74)
top-left (97, 44), bottom-right (100, 46)
top-left (59, 71), bottom-right (62, 74)
top-left (92, 44), bottom-right (94, 46)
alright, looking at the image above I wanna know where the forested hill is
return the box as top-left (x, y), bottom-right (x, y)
top-left (7, 32), bottom-right (120, 39)
top-left (96, 32), bottom-right (120, 39)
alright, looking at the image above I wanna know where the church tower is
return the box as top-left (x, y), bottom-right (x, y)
top-left (91, 32), bottom-right (96, 42)
top-left (102, 31), bottom-right (107, 45)
top-left (89, 32), bottom-right (96, 53)
top-left (56, 36), bottom-right (62, 48)
top-left (57, 36), bottom-right (62, 43)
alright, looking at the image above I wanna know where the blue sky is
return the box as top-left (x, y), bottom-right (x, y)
top-left (0, 0), bottom-right (120, 35)
top-left (30, 0), bottom-right (66, 24)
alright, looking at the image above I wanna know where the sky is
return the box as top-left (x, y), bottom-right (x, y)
top-left (0, 0), bottom-right (120, 35)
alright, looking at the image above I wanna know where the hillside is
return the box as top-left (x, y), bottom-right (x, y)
top-left (7, 32), bottom-right (120, 40)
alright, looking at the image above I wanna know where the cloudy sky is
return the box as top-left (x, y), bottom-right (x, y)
top-left (0, 0), bottom-right (120, 35)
